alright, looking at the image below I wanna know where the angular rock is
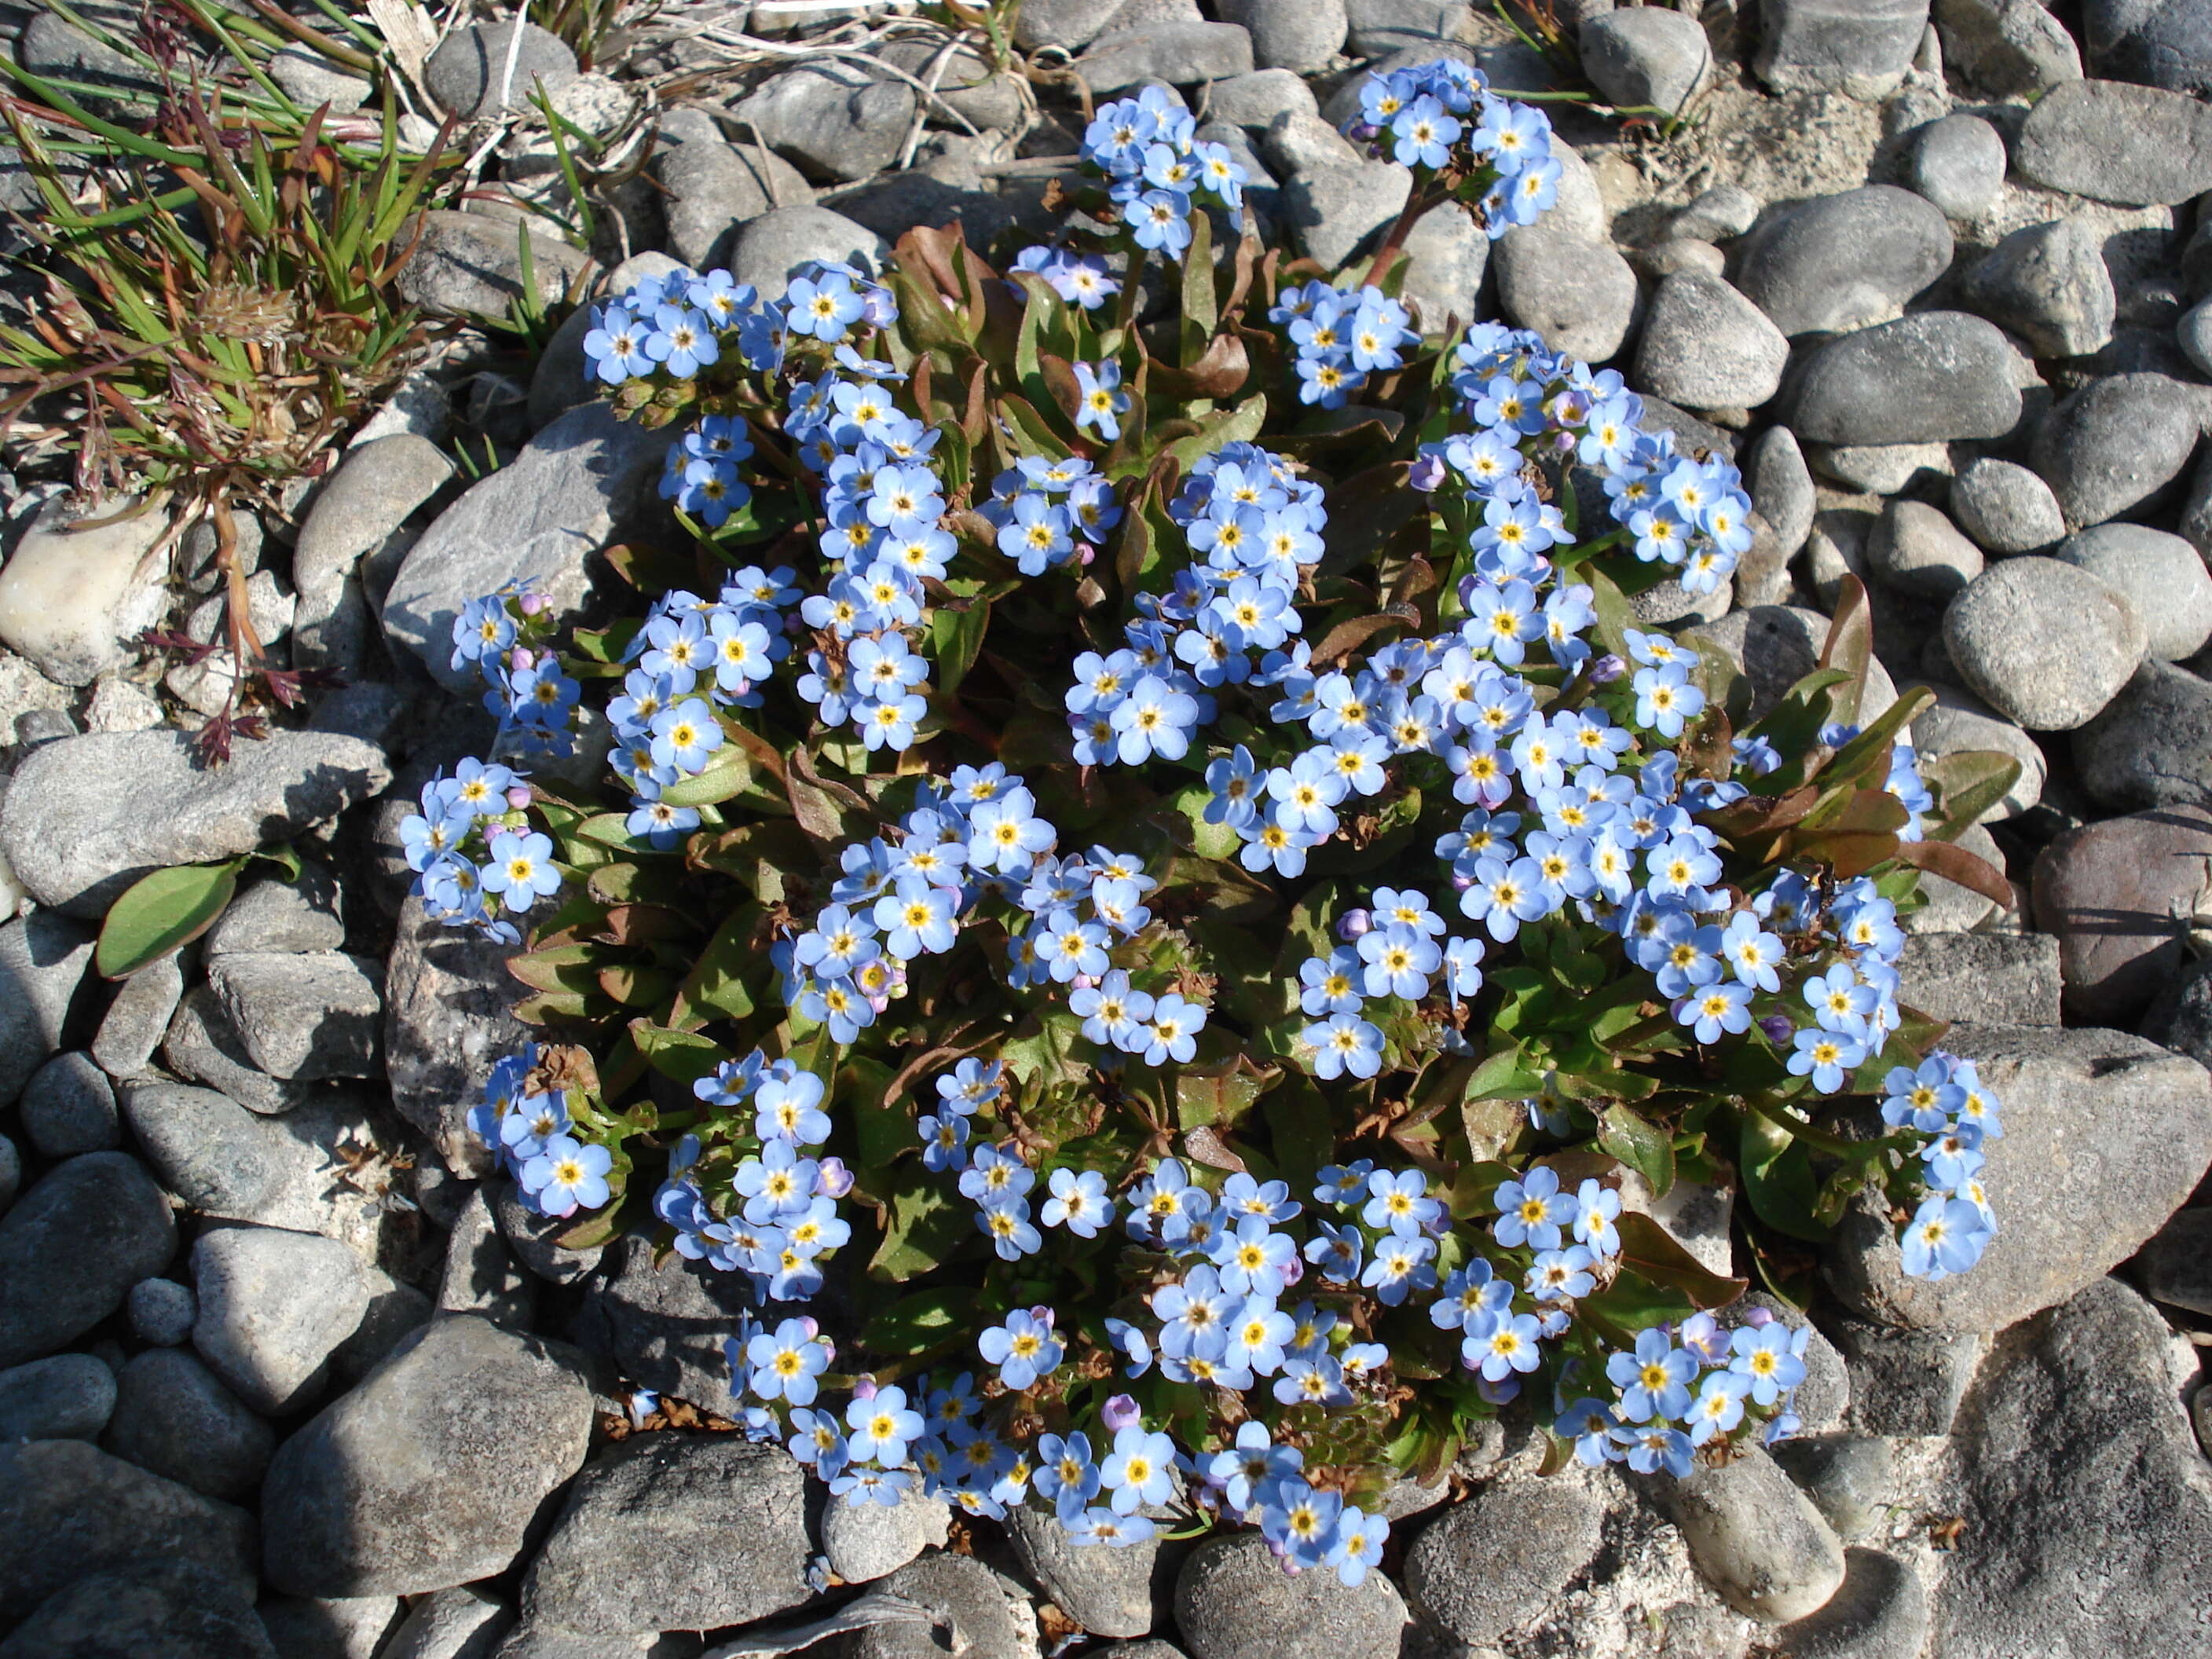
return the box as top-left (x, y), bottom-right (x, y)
top-left (826, 1484), bottom-right (950, 1586)
top-left (1493, 226), bottom-right (1637, 363)
top-left (0, 1152), bottom-right (174, 1369)
top-left (1274, 143), bottom-right (1409, 272)
top-left (2087, 0), bottom-right (2212, 97)
top-left (2056, 523), bottom-right (2212, 661)
top-left (2014, 78), bottom-right (2212, 206)
top-left (1903, 817), bottom-right (2004, 934)
top-left (1580, 7), bottom-right (1712, 114)
top-left (394, 211), bottom-right (590, 320)
top-left (92, 948), bottom-right (186, 1079)
top-left (2034, 372), bottom-right (2202, 529)
top-left (0, 727), bottom-right (390, 917)
top-left (258, 1597), bottom-right (404, 1659)
top-left (1661, 1448), bottom-right (1847, 1624)
top-left (0, 1562), bottom-right (276, 1659)
top-left (1961, 219), bottom-right (2118, 359)
top-left (0, 1440), bottom-right (256, 1621)
top-left (262, 1315), bottom-right (593, 1599)
top-left (1076, 22), bottom-right (1256, 91)
top-left (1397, 202), bottom-right (1489, 332)
top-left (1826, 1314), bottom-right (1986, 1434)
top-left (1671, 183), bottom-right (1762, 244)
top-left (727, 205), bottom-right (892, 303)
top-left (1755, 0), bottom-right (1931, 98)
top-left (103, 1348), bottom-right (276, 1502)
top-left (2133, 1206), bottom-right (2212, 1314)
top-left (1015, 0), bottom-right (1132, 50)
top-left (0, 493), bottom-right (170, 687)
top-left (0, 1353), bottom-right (115, 1441)
top-left (1767, 1549), bottom-right (1928, 1659)
top-left (440, 1185), bottom-right (537, 1328)
top-left (2072, 659), bottom-right (2212, 810)
top-left (1403, 1474), bottom-right (1605, 1644)
top-left (1949, 457), bottom-right (2064, 555)
top-left (572, 1236), bottom-right (757, 1409)
top-left (0, 906), bottom-right (93, 1107)
top-left (1748, 427), bottom-right (1815, 558)
top-left (1633, 272), bottom-right (1789, 409)
top-left (1827, 1024), bottom-right (2212, 1331)
top-left (1934, 0), bottom-right (2085, 96)
top-left (192, 1225), bottom-right (373, 1416)
top-left (851, 1551), bottom-right (1031, 1659)
top-left (1174, 1532), bottom-right (1405, 1659)
top-left (2034, 802), bottom-right (2212, 1019)
top-left (383, 1586), bottom-right (515, 1659)
top-left (1870, 500), bottom-right (1983, 599)
top-left (1006, 1497), bottom-right (1160, 1636)
top-left (1735, 186), bottom-right (1953, 337)
top-left (385, 898), bottom-right (529, 1175)
top-left (1938, 1276), bottom-right (2212, 1658)
top-left (1906, 114), bottom-right (2007, 219)
top-left (206, 862), bottom-right (347, 957)
top-left (1807, 440), bottom-right (1952, 498)
top-left (1895, 931), bottom-right (2062, 1024)
top-left (729, 61), bottom-right (915, 183)
top-left (655, 141), bottom-right (815, 270)
top-left (291, 438), bottom-right (453, 671)
top-left (19, 1051), bottom-right (118, 1156)
top-left (1205, 68), bottom-right (1320, 129)
top-left (522, 1436), bottom-right (812, 1636)
top-left (1789, 313), bottom-right (2021, 446)
top-left (426, 21), bottom-right (576, 119)
top-left (127, 1275), bottom-right (196, 1346)
top-left (202, 950), bottom-right (383, 1083)
top-left (1942, 556), bottom-right (2146, 730)
top-left (2145, 953), bottom-right (2212, 1072)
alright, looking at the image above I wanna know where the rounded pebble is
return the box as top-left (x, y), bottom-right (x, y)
top-left (127, 1276), bottom-right (198, 1347)
top-left (1942, 556), bottom-right (2148, 730)
top-left (19, 1051), bottom-right (121, 1158)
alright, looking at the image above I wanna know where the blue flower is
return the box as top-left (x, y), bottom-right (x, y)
top-left (1390, 94), bottom-right (1461, 168)
top-left (746, 1317), bottom-right (830, 1405)
top-left (979, 1309), bottom-right (1064, 1391)
top-left (1075, 361), bottom-right (1132, 441)
top-left (1357, 922), bottom-right (1441, 1000)
top-left (1213, 1215), bottom-right (1295, 1297)
top-left (1302, 1013), bottom-right (1383, 1080)
top-left (785, 270), bottom-right (865, 340)
top-left (1573, 1179), bottom-right (1622, 1256)
top-left (1788, 1027), bottom-right (1866, 1094)
top-left (582, 303), bottom-right (653, 383)
top-left (1036, 1431), bottom-right (1100, 1514)
top-left (1101, 1423), bottom-right (1176, 1514)
top-left (1207, 1421), bottom-right (1303, 1515)
top-left (1687, 1371), bottom-right (1752, 1443)
top-left (481, 830), bottom-right (562, 912)
top-left (1361, 1169), bottom-right (1440, 1236)
top-left (1463, 1309), bottom-right (1543, 1380)
top-left (1328, 1507), bottom-right (1390, 1588)
top-left (1140, 994), bottom-right (1206, 1065)
top-left (649, 698), bottom-right (722, 774)
top-left (844, 1386), bottom-right (925, 1465)
top-left (1728, 1324), bottom-right (1807, 1406)
top-left (1679, 981), bottom-right (1754, 1044)
top-left (977, 1199), bottom-right (1042, 1260)
top-left (1493, 1165), bottom-right (1576, 1249)
top-left (1899, 1194), bottom-right (1990, 1280)
top-left (1259, 1478), bottom-right (1342, 1571)
top-left (1064, 1505), bottom-right (1156, 1547)
top-left (1042, 1167), bottom-right (1113, 1237)
top-left (1298, 949), bottom-right (1365, 1017)
top-left (788, 1406), bottom-right (849, 1478)
top-left (1611, 1422), bottom-right (1694, 1476)
top-left (755, 1069), bottom-right (831, 1144)
top-left (1126, 189), bottom-right (1192, 255)
top-left (518, 1134), bottom-right (612, 1218)
top-left (1632, 662), bottom-right (1705, 738)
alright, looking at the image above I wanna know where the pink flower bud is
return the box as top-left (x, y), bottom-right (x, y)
top-left (851, 1375), bottom-right (879, 1402)
top-left (1408, 453), bottom-right (1446, 492)
top-left (1102, 1393), bottom-right (1140, 1432)
top-left (1280, 1252), bottom-right (1304, 1288)
top-left (1336, 909), bottom-right (1372, 942)
top-left (815, 1157), bottom-right (854, 1199)
top-left (1031, 1306), bottom-right (1054, 1328)
top-left (1743, 1305), bottom-right (1775, 1328)
top-left (509, 646), bottom-right (535, 672)
top-left (798, 1316), bottom-right (820, 1339)
top-left (518, 591), bottom-right (548, 617)
top-left (505, 786), bottom-right (533, 811)
top-left (1069, 972), bottom-right (1098, 994)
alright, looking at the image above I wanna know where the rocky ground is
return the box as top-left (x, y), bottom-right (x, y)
top-left (4, 1), bottom-right (2212, 1656)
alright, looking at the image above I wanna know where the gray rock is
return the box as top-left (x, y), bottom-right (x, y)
top-left (1631, 237), bottom-right (1728, 280)
top-left (1895, 930), bottom-right (2062, 1024)
top-left (0, 1353), bottom-right (115, 1441)
top-left (1204, 68), bottom-right (1320, 128)
top-left (0, 493), bottom-right (170, 689)
top-left (1870, 500), bottom-right (1983, 598)
top-left (1077, 22), bottom-right (1256, 91)
top-left (1961, 219), bottom-right (2118, 359)
top-left (572, 1236), bottom-right (757, 1409)
top-left (1807, 440), bottom-right (1953, 497)
top-left (0, 1561), bottom-right (276, 1659)
top-left (2056, 523), bottom-right (2212, 661)
top-left (383, 403), bottom-right (668, 694)
top-left (1342, 0), bottom-right (1480, 56)
top-left (1767, 1549), bottom-right (1927, 1659)
top-left (879, 39), bottom-right (1024, 131)
top-left (384, 899), bottom-right (529, 1176)
top-left (1746, 427), bottom-right (1815, 559)
top-left (1790, 313), bottom-right (2021, 446)
top-left (263, 1314), bottom-right (594, 1598)
top-left (1826, 1314), bottom-right (1986, 1434)
top-left (2088, 0), bottom-right (2212, 95)
top-left (2181, 294), bottom-right (2212, 378)
top-left (1910, 682), bottom-right (2046, 822)
top-left (1403, 1474), bottom-right (1605, 1644)
top-left (0, 1137), bottom-right (13, 1220)
top-left (489, 1622), bottom-right (702, 1659)
top-left (1633, 271), bottom-right (1788, 409)
top-left (727, 203), bottom-right (891, 303)
top-left (1934, 0), bottom-right (2084, 95)
top-left (529, 253), bottom-right (690, 431)
top-left (1015, 0), bottom-right (1132, 50)
top-left (258, 1595), bottom-right (402, 1659)
top-left (1943, 556), bottom-right (2146, 730)
top-left (493, 1180), bottom-right (605, 1285)
top-left (269, 45), bottom-right (371, 115)
top-left (1755, 0), bottom-right (1931, 97)
top-left (119, 1079), bottom-right (324, 1217)
top-left (426, 21), bottom-right (577, 119)
top-left (1949, 457), bottom-right (2065, 555)
top-left (1220, 0), bottom-right (1345, 71)
top-left (0, 728), bottom-right (390, 918)
top-left (1770, 1435), bottom-right (1896, 1542)
top-left (1906, 114), bottom-right (2006, 219)
top-left (328, 1276), bottom-right (434, 1390)
top-left (526, 1442), bottom-right (814, 1636)
top-left (1580, 6), bottom-right (1711, 113)
top-left (729, 61), bottom-right (915, 184)
top-left (1671, 183), bottom-right (1763, 244)
top-left (826, 1484), bottom-right (951, 1586)
top-left (1005, 1497), bottom-right (1160, 1635)
top-left (2033, 801), bottom-right (2212, 1020)
top-left (383, 1586), bottom-right (515, 1659)
top-left (18, 1052), bottom-right (117, 1157)
top-left (1493, 226), bottom-right (1638, 363)
top-left (1903, 817), bottom-right (2004, 934)
top-left (0, 1439), bottom-right (256, 1621)
top-left (2133, 1206), bottom-right (2212, 1313)
top-left (1938, 1276), bottom-right (2212, 1659)
top-left (1829, 1024), bottom-right (2212, 1331)
top-left (205, 863), bottom-right (346, 956)
top-left (2017, 77), bottom-right (2212, 206)
top-left (1695, 604), bottom-right (1898, 723)
top-left (1174, 1532), bottom-right (1405, 1659)
top-left (394, 211), bottom-right (590, 320)
top-left (205, 951), bottom-right (383, 1082)
top-left (2032, 371), bottom-right (2201, 528)
top-left (1736, 187), bottom-right (1954, 336)
top-left (2072, 659), bottom-right (2212, 809)
top-left (291, 439), bottom-right (452, 670)
top-left (1398, 203), bottom-right (1489, 333)
top-left (1661, 1448), bottom-right (1847, 1624)
top-left (102, 1348), bottom-right (276, 1501)
top-left (92, 948), bottom-right (186, 1079)
top-left (850, 1551), bottom-right (1030, 1659)
top-left (127, 1275), bottom-right (196, 1345)
top-left (192, 1225), bottom-right (372, 1416)
top-left (2146, 954), bottom-right (2212, 1071)
top-left (0, 910), bottom-right (92, 1104)
top-left (1279, 149), bottom-right (1411, 271)
top-left (0, 1152), bottom-right (174, 1370)
top-left (439, 1186), bottom-right (536, 1328)
top-left (1090, 1647), bottom-right (1187, 1659)
top-left (656, 141), bottom-right (815, 269)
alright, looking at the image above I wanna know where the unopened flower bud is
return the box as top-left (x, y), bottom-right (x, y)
top-left (798, 1315), bottom-right (820, 1339)
top-left (1070, 972), bottom-right (1098, 994)
top-left (518, 591), bottom-right (548, 617)
top-left (1408, 453), bottom-right (1447, 492)
top-left (506, 786), bottom-right (533, 811)
top-left (1758, 1013), bottom-right (1796, 1046)
top-left (1588, 654), bottom-right (1627, 686)
top-left (815, 1157), bottom-right (854, 1199)
top-left (509, 646), bottom-right (535, 672)
top-left (851, 1375), bottom-right (879, 1402)
top-left (1102, 1393), bottom-right (1140, 1431)
top-left (1031, 1305), bottom-right (1054, 1328)
top-left (1280, 1253), bottom-right (1304, 1288)
top-left (1743, 1306), bottom-right (1774, 1328)
top-left (1336, 909), bottom-right (1373, 943)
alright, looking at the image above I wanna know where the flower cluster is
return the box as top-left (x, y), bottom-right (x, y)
top-left (396, 755), bottom-right (552, 943)
top-left (1343, 57), bottom-right (1560, 233)
top-left (1079, 86), bottom-right (1248, 260)
top-left (979, 454), bottom-right (1122, 578)
top-left (1271, 282), bottom-right (1421, 410)
top-left (1884, 1053), bottom-right (2000, 1279)
top-left (467, 1046), bottom-right (613, 1218)
top-left (450, 585), bottom-right (582, 753)
top-left (1566, 1305), bottom-right (1812, 1477)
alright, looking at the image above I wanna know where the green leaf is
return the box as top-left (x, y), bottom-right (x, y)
top-left (861, 1287), bottom-right (979, 1355)
top-left (1465, 1040), bottom-right (1545, 1102)
top-left (1612, 1210), bottom-right (1747, 1309)
top-left (679, 904), bottom-right (764, 1023)
top-left (1180, 208), bottom-right (1217, 364)
top-left (999, 1009), bottom-right (1091, 1093)
top-left (1598, 1104), bottom-right (1677, 1196)
top-left (869, 1171), bottom-right (969, 1282)
top-left (929, 596), bottom-right (991, 698)
top-left (97, 858), bottom-right (242, 978)
top-left (1920, 748), bottom-right (2023, 841)
top-left (1737, 1106), bottom-right (1826, 1241)
top-left (1163, 394), bottom-right (1268, 474)
top-left (628, 1021), bottom-right (727, 1086)
top-left (658, 744), bottom-right (758, 808)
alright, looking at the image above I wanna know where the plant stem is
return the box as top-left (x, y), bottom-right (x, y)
top-left (1357, 181), bottom-right (1438, 291)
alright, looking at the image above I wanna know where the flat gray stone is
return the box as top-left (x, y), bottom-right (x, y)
top-left (2014, 77), bottom-right (2212, 205)
top-left (1826, 1024), bottom-right (2212, 1332)
top-left (1580, 6), bottom-right (1712, 113)
top-left (2031, 372), bottom-right (2202, 529)
top-left (1494, 226), bottom-right (1637, 364)
top-left (656, 141), bottom-right (815, 270)
top-left (1895, 931), bottom-right (2062, 1024)
top-left (426, 21), bottom-right (576, 119)
top-left (850, 1551), bottom-right (1029, 1659)
top-left (727, 204), bottom-right (892, 298)
top-left (824, 1483), bottom-right (950, 1585)
top-left (1076, 22), bottom-right (1256, 91)
top-left (205, 862), bottom-right (346, 956)
top-left (2133, 1206), bottom-right (2212, 1314)
top-left (18, 1051), bottom-right (118, 1156)
top-left (207, 951), bottom-right (383, 1081)
top-left (1789, 313), bottom-right (2021, 446)
top-left (1748, 426), bottom-right (1815, 558)
top-left (522, 1435), bottom-right (812, 1636)
top-left (91, 949), bottom-right (185, 1079)
top-left (439, 1185), bottom-right (536, 1329)
top-left (394, 211), bottom-right (590, 320)
top-left (2032, 802), bottom-right (2212, 1020)
top-left (2056, 522), bottom-right (2212, 661)
top-left (1767, 1549), bottom-right (1927, 1659)
top-left (382, 1586), bottom-right (515, 1659)
top-left (1005, 1497), bottom-right (1161, 1636)
top-left (127, 1276), bottom-right (196, 1345)
top-left (0, 1440), bottom-right (257, 1622)
top-left (1942, 556), bottom-right (2146, 731)
top-left (0, 1561), bottom-right (275, 1659)
top-left (1403, 1474), bottom-right (1606, 1645)
top-left (0, 1152), bottom-right (174, 1369)
top-left (1769, 1435), bottom-right (1896, 1542)
top-left (1870, 500), bottom-right (1983, 599)
top-left (1756, 0), bottom-right (1929, 97)
top-left (2087, 0), bottom-right (2212, 96)
top-left (1736, 187), bottom-right (1954, 337)
top-left (730, 60), bottom-right (915, 183)
top-left (1949, 457), bottom-right (2064, 555)
top-left (1827, 1315), bottom-right (1986, 1435)
top-left (572, 1236), bottom-right (757, 1410)
top-left (1174, 1532), bottom-right (1405, 1659)
top-left (1220, 1), bottom-right (1342, 73)
top-left (192, 1225), bottom-right (373, 1415)
top-left (2072, 659), bottom-right (2212, 810)
top-left (1961, 218), bottom-right (2118, 359)
top-left (102, 1348), bottom-right (276, 1502)
top-left (0, 1353), bottom-right (115, 1441)
top-left (0, 728), bottom-right (390, 917)
top-left (1205, 67), bottom-right (1320, 128)
top-left (258, 1595), bottom-right (403, 1659)
top-left (1634, 271), bottom-right (1789, 410)
top-left (1934, 0), bottom-right (2084, 96)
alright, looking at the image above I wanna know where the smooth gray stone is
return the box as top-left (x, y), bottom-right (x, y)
top-left (1789, 313), bottom-right (2021, 446)
top-left (0, 1562), bottom-right (275, 1659)
top-left (102, 1348), bottom-right (275, 1501)
top-left (1735, 187), bottom-right (1953, 337)
top-left (2014, 76), bottom-right (2212, 205)
top-left (0, 1353), bottom-right (115, 1442)
top-left (0, 1152), bottom-right (174, 1370)
top-left (1942, 557), bottom-right (2145, 731)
